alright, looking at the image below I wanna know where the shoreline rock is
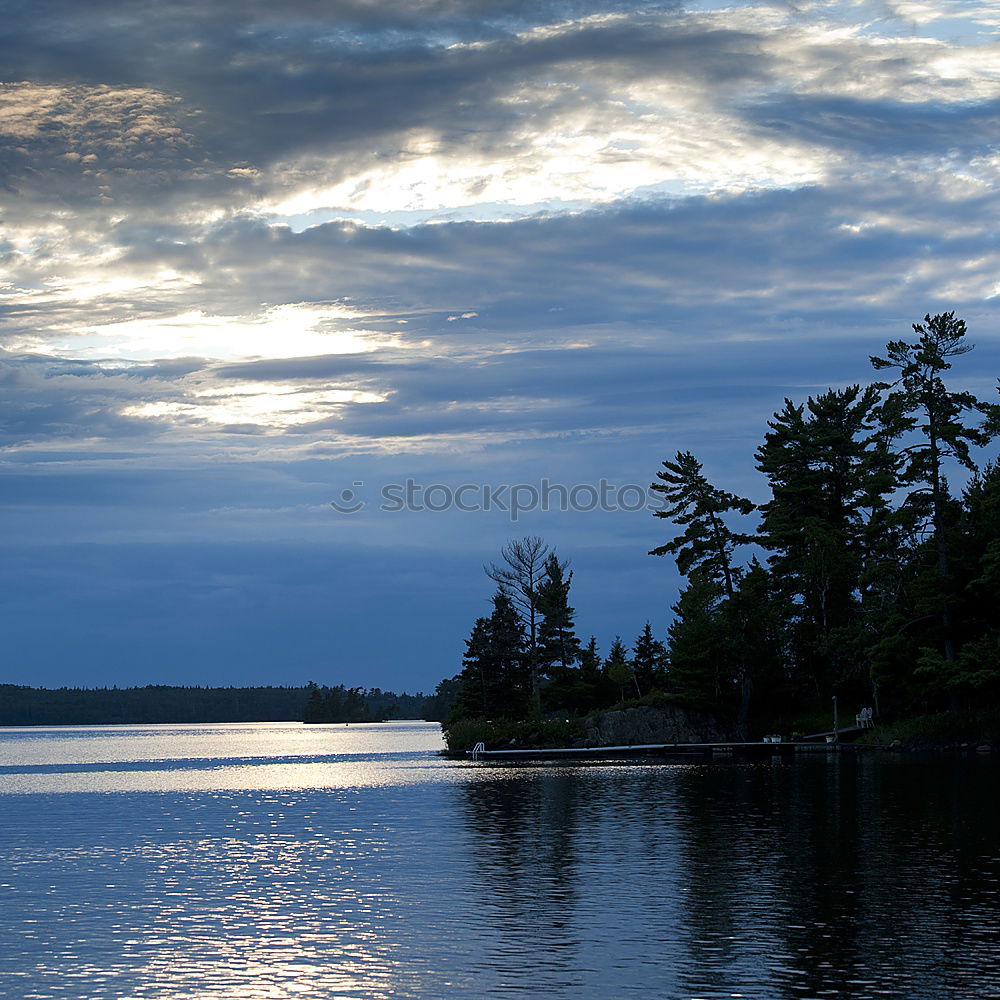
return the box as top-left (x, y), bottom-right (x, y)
top-left (581, 704), bottom-right (734, 747)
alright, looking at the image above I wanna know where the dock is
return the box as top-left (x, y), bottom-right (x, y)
top-left (465, 740), bottom-right (865, 762)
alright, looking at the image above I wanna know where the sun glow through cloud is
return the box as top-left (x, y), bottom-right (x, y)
top-left (124, 383), bottom-right (387, 429)
top-left (18, 303), bottom-right (391, 363)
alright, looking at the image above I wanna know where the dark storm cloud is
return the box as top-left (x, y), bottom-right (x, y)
top-left (2, 0), bottom-right (993, 229)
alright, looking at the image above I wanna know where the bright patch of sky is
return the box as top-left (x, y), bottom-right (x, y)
top-left (124, 384), bottom-right (386, 430)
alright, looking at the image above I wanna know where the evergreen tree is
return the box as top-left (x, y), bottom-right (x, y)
top-left (650, 451), bottom-right (757, 735)
top-left (455, 616), bottom-right (494, 719)
top-left (871, 313), bottom-right (998, 665)
top-left (578, 636), bottom-right (612, 710)
top-left (916, 462), bottom-right (1000, 701)
top-left (303, 682), bottom-right (325, 724)
top-left (731, 560), bottom-right (790, 720)
top-left (665, 571), bottom-right (730, 707)
top-left (755, 385), bottom-right (890, 700)
top-left (580, 636), bottom-right (601, 683)
top-left (604, 636), bottom-right (638, 702)
top-left (631, 622), bottom-right (668, 695)
top-left (486, 536), bottom-right (550, 714)
top-left (649, 451), bottom-right (756, 598)
top-left (536, 553), bottom-right (581, 677)
top-left (452, 588), bottom-right (530, 721)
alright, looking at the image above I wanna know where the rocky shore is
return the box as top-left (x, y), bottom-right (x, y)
top-left (580, 703), bottom-right (733, 747)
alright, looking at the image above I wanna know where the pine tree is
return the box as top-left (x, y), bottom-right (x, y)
top-left (665, 571), bottom-right (730, 707)
top-left (486, 537), bottom-right (550, 714)
top-left (536, 553), bottom-right (581, 678)
top-left (915, 462), bottom-right (1000, 701)
top-left (755, 384), bottom-right (890, 700)
top-left (871, 313), bottom-right (999, 666)
top-left (604, 636), bottom-right (638, 702)
top-left (578, 636), bottom-right (611, 710)
top-left (452, 588), bottom-right (530, 721)
top-left (650, 451), bottom-right (756, 598)
top-left (650, 451), bottom-right (756, 734)
top-left (631, 622), bottom-right (667, 696)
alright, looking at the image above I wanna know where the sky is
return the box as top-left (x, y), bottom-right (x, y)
top-left (2, 0), bottom-right (1000, 693)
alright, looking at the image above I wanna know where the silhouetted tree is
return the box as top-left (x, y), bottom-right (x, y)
top-left (486, 536), bottom-right (551, 713)
top-left (537, 553), bottom-right (581, 677)
top-left (872, 313), bottom-right (998, 667)
top-left (755, 385), bottom-right (890, 700)
top-left (666, 570), bottom-right (730, 707)
top-left (631, 622), bottom-right (667, 695)
top-left (916, 462), bottom-right (1000, 701)
top-left (604, 636), bottom-right (637, 702)
top-left (650, 451), bottom-right (756, 598)
top-left (453, 588), bottom-right (530, 721)
top-left (650, 451), bottom-right (757, 735)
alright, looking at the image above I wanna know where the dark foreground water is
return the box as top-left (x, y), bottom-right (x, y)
top-left (0, 722), bottom-right (998, 1000)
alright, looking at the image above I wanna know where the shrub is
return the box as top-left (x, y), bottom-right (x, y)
top-left (442, 716), bottom-right (584, 753)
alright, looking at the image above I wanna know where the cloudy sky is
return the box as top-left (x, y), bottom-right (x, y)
top-left (3, 0), bottom-right (999, 692)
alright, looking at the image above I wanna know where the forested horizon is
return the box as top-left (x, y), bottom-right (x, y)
top-left (0, 683), bottom-right (431, 727)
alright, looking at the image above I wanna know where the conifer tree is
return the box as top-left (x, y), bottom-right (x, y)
top-left (631, 622), bottom-right (667, 695)
top-left (604, 636), bottom-right (638, 702)
top-left (578, 636), bottom-right (610, 710)
top-left (453, 588), bottom-right (530, 721)
top-left (755, 384), bottom-right (890, 698)
top-left (650, 451), bottom-right (756, 734)
top-left (871, 313), bottom-right (999, 665)
top-left (536, 553), bottom-right (581, 677)
top-left (649, 451), bottom-right (756, 599)
top-left (665, 571), bottom-right (730, 707)
top-left (486, 536), bottom-right (550, 713)
top-left (916, 462), bottom-right (1000, 700)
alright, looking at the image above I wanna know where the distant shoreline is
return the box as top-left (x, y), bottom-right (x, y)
top-left (0, 683), bottom-right (430, 727)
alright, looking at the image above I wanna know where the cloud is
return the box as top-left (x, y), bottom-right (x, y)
top-left (4, 171), bottom-right (999, 453)
top-left (3, 0), bottom-right (1000, 686)
top-left (6, 0), bottom-right (997, 231)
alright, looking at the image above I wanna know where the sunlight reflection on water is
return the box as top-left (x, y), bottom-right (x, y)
top-left (0, 722), bottom-right (448, 794)
top-left (1, 723), bottom-right (999, 999)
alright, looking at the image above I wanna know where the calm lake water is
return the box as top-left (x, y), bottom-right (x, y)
top-left (1, 722), bottom-right (998, 1000)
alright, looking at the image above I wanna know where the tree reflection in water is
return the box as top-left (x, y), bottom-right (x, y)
top-left (457, 755), bottom-right (1000, 999)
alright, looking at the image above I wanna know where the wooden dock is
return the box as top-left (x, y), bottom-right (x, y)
top-left (466, 740), bottom-right (851, 762)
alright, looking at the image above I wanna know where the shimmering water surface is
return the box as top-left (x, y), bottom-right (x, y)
top-left (1, 722), bottom-right (998, 1000)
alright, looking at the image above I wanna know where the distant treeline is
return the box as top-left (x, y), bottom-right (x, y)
top-left (0, 683), bottom-right (432, 726)
top-left (302, 683), bottom-right (429, 723)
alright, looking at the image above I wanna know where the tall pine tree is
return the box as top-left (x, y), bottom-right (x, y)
top-left (650, 451), bottom-right (757, 735)
top-left (536, 553), bottom-right (581, 678)
top-left (871, 313), bottom-right (998, 667)
top-left (755, 384), bottom-right (890, 701)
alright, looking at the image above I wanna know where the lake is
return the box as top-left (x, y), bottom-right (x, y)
top-left (1, 721), bottom-right (997, 999)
